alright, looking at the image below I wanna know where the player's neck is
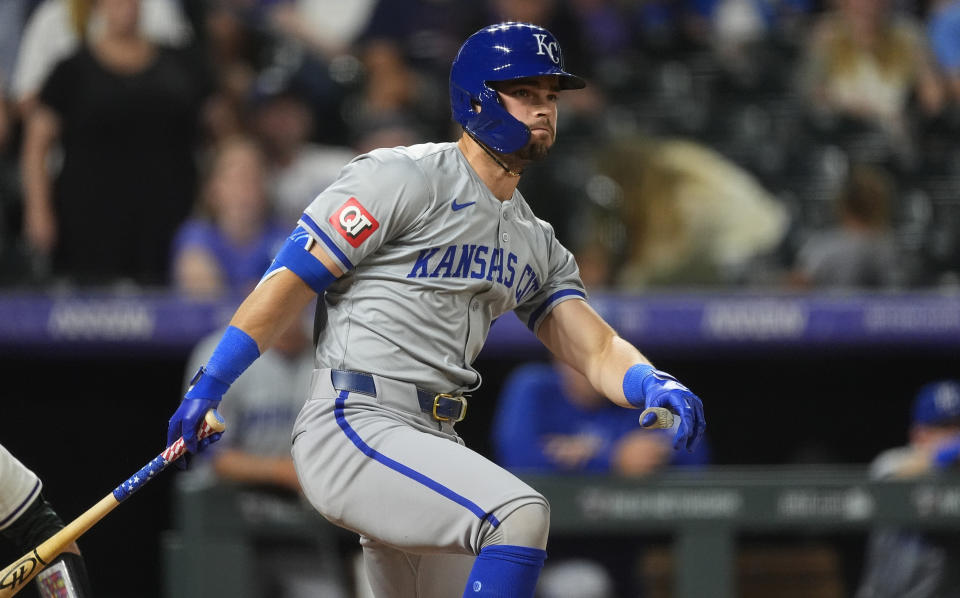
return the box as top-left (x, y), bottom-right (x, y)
top-left (457, 135), bottom-right (522, 202)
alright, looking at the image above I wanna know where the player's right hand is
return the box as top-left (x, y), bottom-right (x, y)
top-left (167, 367), bottom-right (228, 463)
top-left (625, 366), bottom-right (706, 453)
top-left (167, 397), bottom-right (222, 454)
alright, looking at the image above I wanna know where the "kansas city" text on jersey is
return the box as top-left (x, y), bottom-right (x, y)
top-left (407, 245), bottom-right (541, 303)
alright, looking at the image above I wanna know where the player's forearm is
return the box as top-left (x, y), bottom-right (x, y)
top-left (537, 300), bottom-right (651, 408)
top-left (587, 335), bottom-right (651, 409)
top-left (228, 268), bottom-right (318, 353)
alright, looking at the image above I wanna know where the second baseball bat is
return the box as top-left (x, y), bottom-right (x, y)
top-left (0, 410), bottom-right (225, 598)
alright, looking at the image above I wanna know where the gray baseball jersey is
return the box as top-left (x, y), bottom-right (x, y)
top-left (0, 443), bottom-right (42, 531)
top-left (299, 141), bottom-right (585, 392)
top-left (291, 141), bottom-right (586, 596)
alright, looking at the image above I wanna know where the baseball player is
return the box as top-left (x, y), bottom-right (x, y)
top-left (166, 22), bottom-right (706, 598)
top-left (0, 444), bottom-right (93, 598)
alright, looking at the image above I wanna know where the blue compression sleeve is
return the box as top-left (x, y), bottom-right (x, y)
top-left (262, 226), bottom-right (337, 293)
top-left (463, 545), bottom-right (547, 598)
top-left (185, 325), bottom-right (260, 400)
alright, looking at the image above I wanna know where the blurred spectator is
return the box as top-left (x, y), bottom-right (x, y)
top-left (855, 380), bottom-right (960, 597)
top-left (360, 0), bottom-right (482, 80)
top-left (0, 0), bottom-right (29, 97)
top-left (250, 74), bottom-right (356, 224)
top-left (264, 0), bottom-right (376, 145)
top-left (798, 0), bottom-right (945, 164)
top-left (0, 78), bottom-right (23, 284)
top-left (206, 0), bottom-right (372, 146)
top-left (171, 136), bottom-right (287, 298)
top-left (492, 359), bottom-right (710, 597)
top-left (688, 0), bottom-right (815, 43)
top-left (336, 42), bottom-right (427, 146)
top-left (183, 315), bottom-right (350, 598)
top-left (265, 0), bottom-right (376, 60)
top-left (19, 0), bottom-right (211, 287)
top-left (567, 0), bottom-right (631, 61)
top-left (789, 163), bottom-right (904, 288)
top-left (591, 136), bottom-right (788, 289)
top-left (344, 0), bottom-right (484, 142)
top-left (11, 0), bottom-right (192, 115)
top-left (350, 113), bottom-right (425, 155)
top-left (927, 0), bottom-right (960, 104)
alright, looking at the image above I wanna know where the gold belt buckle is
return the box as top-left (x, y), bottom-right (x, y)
top-left (433, 393), bottom-right (468, 422)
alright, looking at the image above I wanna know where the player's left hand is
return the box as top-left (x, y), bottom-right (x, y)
top-left (628, 367), bottom-right (705, 452)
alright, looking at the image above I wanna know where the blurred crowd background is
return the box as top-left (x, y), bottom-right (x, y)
top-left (2, 2), bottom-right (960, 597)
top-left (0, 0), bottom-right (959, 295)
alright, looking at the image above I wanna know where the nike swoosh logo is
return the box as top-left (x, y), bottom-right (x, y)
top-left (451, 199), bottom-right (477, 211)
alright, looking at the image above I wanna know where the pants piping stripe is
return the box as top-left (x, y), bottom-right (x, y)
top-left (334, 390), bottom-right (501, 527)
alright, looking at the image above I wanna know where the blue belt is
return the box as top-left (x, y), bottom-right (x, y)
top-left (330, 369), bottom-right (469, 423)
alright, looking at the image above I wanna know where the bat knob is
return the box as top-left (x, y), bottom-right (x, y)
top-left (639, 407), bottom-right (675, 430)
top-left (203, 409), bottom-right (226, 433)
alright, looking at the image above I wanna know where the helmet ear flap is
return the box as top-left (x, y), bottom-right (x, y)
top-left (465, 85), bottom-right (530, 154)
top-left (451, 81), bottom-right (530, 154)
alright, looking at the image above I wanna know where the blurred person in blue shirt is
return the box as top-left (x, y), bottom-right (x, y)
top-left (170, 136), bottom-right (287, 297)
top-left (494, 360), bottom-right (710, 475)
top-left (856, 380), bottom-right (960, 598)
top-left (928, 0), bottom-right (960, 104)
top-left (492, 359), bottom-right (710, 598)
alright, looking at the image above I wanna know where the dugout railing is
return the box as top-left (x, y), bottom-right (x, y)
top-left (162, 466), bottom-right (960, 598)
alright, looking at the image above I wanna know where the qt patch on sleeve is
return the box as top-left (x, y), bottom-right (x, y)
top-left (330, 197), bottom-right (379, 247)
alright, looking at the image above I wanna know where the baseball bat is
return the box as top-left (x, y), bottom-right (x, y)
top-left (0, 410), bottom-right (225, 598)
top-left (639, 406), bottom-right (675, 429)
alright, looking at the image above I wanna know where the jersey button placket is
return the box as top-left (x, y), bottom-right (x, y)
top-left (500, 206), bottom-right (511, 246)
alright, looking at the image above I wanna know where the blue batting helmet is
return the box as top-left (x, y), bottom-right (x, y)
top-left (450, 22), bottom-right (586, 154)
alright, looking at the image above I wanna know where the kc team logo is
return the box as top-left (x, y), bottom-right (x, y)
top-left (330, 197), bottom-right (379, 247)
top-left (532, 33), bottom-right (560, 65)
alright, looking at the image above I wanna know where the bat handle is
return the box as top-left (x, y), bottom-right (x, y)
top-left (639, 406), bottom-right (675, 430)
top-left (112, 410), bottom-right (225, 502)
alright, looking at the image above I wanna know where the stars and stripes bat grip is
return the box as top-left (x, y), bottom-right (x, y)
top-left (114, 410), bottom-right (225, 501)
top-left (0, 410), bottom-right (225, 598)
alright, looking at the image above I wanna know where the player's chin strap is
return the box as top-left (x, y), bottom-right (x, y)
top-left (469, 132), bottom-right (523, 177)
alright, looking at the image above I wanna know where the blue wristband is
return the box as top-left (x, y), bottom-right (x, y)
top-left (185, 326), bottom-right (260, 401)
top-left (623, 363), bottom-right (655, 408)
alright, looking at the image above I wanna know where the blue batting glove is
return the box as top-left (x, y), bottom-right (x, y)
top-left (167, 367), bottom-right (228, 462)
top-left (624, 364), bottom-right (706, 452)
top-left (166, 326), bottom-right (259, 468)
